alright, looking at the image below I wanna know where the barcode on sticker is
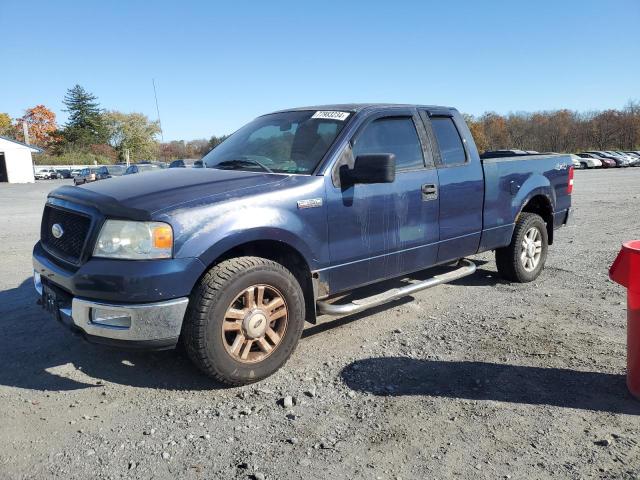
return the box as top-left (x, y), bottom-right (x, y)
top-left (311, 111), bottom-right (350, 121)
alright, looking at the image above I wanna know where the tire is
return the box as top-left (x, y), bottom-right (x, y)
top-left (579, 162), bottom-right (587, 169)
top-left (495, 212), bottom-right (548, 283)
top-left (182, 256), bottom-right (305, 385)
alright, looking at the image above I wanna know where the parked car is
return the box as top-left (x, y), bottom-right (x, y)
top-left (137, 160), bottom-right (167, 168)
top-left (33, 103), bottom-right (573, 385)
top-left (70, 169), bottom-right (82, 178)
top-left (56, 169), bottom-right (72, 179)
top-left (574, 153), bottom-right (603, 169)
top-left (124, 163), bottom-right (164, 175)
top-left (569, 154), bottom-right (581, 169)
top-left (611, 151), bottom-right (636, 166)
top-left (577, 152), bottom-right (614, 168)
top-left (35, 169), bottom-right (61, 180)
top-left (73, 167), bottom-right (99, 185)
top-left (95, 165), bottom-right (125, 180)
top-left (168, 159), bottom-right (204, 168)
top-left (586, 151), bottom-right (628, 167)
top-left (568, 154), bottom-right (596, 169)
top-left (34, 170), bottom-right (48, 180)
top-left (619, 151), bottom-right (640, 167)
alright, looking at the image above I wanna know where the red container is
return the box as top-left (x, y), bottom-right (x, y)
top-left (609, 240), bottom-right (640, 399)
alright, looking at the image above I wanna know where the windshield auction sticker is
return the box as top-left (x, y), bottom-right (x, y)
top-left (311, 111), bottom-right (350, 121)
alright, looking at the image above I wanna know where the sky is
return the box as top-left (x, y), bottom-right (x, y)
top-left (1, 0), bottom-right (639, 142)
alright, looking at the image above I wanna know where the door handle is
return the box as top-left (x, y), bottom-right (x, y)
top-left (421, 183), bottom-right (438, 200)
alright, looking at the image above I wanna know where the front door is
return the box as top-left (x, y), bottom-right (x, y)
top-left (324, 110), bottom-right (440, 295)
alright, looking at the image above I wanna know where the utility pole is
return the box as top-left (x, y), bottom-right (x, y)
top-left (152, 78), bottom-right (164, 142)
top-left (22, 122), bottom-right (30, 145)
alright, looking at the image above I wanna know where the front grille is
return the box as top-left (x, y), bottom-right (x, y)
top-left (41, 205), bottom-right (92, 263)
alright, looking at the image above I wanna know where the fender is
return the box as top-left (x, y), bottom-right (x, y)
top-left (511, 173), bottom-right (556, 223)
top-left (169, 204), bottom-right (328, 272)
top-left (197, 225), bottom-right (321, 271)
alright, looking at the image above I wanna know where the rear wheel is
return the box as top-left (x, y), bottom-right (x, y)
top-left (495, 212), bottom-right (548, 283)
top-left (182, 256), bottom-right (305, 385)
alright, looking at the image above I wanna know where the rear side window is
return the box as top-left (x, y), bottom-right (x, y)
top-left (353, 117), bottom-right (424, 171)
top-left (430, 117), bottom-right (466, 166)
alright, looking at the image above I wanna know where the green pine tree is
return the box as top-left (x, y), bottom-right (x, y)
top-left (62, 85), bottom-right (109, 149)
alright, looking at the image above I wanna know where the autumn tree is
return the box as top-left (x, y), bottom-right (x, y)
top-left (462, 114), bottom-right (488, 152)
top-left (61, 84), bottom-right (108, 149)
top-left (208, 134), bottom-right (229, 150)
top-left (104, 111), bottom-right (161, 161)
top-left (15, 105), bottom-right (58, 148)
top-left (0, 113), bottom-right (13, 138)
top-left (480, 112), bottom-right (510, 150)
top-left (464, 101), bottom-right (640, 154)
top-left (159, 138), bottom-right (211, 160)
top-left (187, 139), bottom-right (211, 157)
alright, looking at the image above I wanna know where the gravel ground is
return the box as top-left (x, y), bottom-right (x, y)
top-left (1, 170), bottom-right (639, 480)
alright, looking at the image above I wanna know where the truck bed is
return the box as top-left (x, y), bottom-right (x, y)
top-left (479, 154), bottom-right (573, 253)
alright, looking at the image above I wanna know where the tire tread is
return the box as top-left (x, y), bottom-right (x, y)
top-left (495, 212), bottom-right (548, 283)
top-left (182, 256), bottom-right (304, 386)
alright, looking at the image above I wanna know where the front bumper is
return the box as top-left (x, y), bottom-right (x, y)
top-left (33, 241), bottom-right (205, 303)
top-left (34, 271), bottom-right (188, 349)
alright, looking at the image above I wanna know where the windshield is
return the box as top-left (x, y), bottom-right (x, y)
top-left (202, 110), bottom-right (351, 174)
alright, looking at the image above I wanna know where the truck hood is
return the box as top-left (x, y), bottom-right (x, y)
top-left (48, 168), bottom-right (288, 220)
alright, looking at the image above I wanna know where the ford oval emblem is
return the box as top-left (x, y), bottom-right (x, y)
top-left (51, 223), bottom-right (64, 239)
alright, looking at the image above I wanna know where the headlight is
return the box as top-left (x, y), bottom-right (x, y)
top-left (93, 220), bottom-right (173, 259)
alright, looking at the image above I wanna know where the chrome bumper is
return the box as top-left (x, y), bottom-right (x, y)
top-left (34, 271), bottom-right (188, 347)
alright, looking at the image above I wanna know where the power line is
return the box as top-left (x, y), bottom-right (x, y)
top-left (152, 78), bottom-right (164, 142)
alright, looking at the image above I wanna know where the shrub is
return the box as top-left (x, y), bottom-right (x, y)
top-left (34, 152), bottom-right (115, 166)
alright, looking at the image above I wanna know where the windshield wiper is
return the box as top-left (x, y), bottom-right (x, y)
top-left (214, 158), bottom-right (273, 173)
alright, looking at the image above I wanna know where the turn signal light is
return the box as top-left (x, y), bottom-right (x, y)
top-left (152, 225), bottom-right (173, 249)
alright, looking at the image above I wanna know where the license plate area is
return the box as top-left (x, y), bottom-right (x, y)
top-left (42, 284), bottom-right (63, 321)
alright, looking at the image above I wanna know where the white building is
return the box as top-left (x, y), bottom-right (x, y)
top-left (0, 136), bottom-right (42, 183)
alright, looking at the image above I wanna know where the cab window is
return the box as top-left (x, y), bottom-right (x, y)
top-left (353, 117), bottom-right (424, 171)
top-left (430, 117), bottom-right (467, 166)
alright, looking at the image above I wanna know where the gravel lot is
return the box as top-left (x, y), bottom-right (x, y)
top-left (1, 170), bottom-right (640, 480)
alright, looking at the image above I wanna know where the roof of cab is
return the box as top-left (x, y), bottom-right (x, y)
top-left (272, 103), bottom-right (457, 114)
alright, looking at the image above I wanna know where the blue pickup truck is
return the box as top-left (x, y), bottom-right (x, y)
top-left (33, 104), bottom-right (573, 384)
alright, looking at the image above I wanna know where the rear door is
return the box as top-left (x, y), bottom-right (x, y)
top-left (325, 108), bottom-right (440, 293)
top-left (419, 110), bottom-right (484, 263)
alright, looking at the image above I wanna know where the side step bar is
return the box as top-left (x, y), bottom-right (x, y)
top-left (316, 259), bottom-right (476, 316)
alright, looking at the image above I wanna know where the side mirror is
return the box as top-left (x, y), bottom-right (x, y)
top-left (348, 154), bottom-right (396, 184)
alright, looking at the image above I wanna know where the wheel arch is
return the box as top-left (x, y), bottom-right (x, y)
top-left (518, 194), bottom-right (554, 245)
top-left (197, 238), bottom-right (317, 324)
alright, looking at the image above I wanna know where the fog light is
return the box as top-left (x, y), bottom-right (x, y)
top-left (91, 308), bottom-right (131, 329)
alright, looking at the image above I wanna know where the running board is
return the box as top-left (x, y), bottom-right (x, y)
top-left (316, 259), bottom-right (476, 316)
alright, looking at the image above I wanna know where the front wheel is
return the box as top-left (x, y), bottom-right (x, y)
top-left (495, 212), bottom-right (548, 283)
top-left (182, 256), bottom-right (305, 385)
